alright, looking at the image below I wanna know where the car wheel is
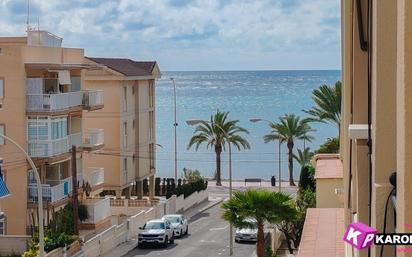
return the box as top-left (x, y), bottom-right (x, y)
top-left (185, 226), bottom-right (189, 235)
top-left (163, 236), bottom-right (168, 248)
top-left (170, 234), bottom-right (175, 244)
top-left (180, 229), bottom-right (183, 238)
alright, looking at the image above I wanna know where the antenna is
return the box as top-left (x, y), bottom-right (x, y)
top-left (26, 0), bottom-right (30, 31)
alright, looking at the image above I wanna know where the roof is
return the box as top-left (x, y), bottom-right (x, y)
top-left (87, 57), bottom-right (157, 77)
top-left (297, 208), bottom-right (344, 257)
top-left (315, 155), bottom-right (343, 179)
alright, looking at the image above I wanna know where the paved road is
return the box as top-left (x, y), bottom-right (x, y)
top-left (123, 203), bottom-right (256, 257)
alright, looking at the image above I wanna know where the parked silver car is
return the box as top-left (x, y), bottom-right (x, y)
top-left (138, 219), bottom-right (175, 248)
top-left (162, 214), bottom-right (189, 237)
top-left (235, 219), bottom-right (258, 243)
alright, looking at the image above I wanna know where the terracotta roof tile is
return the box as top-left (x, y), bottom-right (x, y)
top-left (297, 208), bottom-right (344, 257)
top-left (87, 57), bottom-right (156, 77)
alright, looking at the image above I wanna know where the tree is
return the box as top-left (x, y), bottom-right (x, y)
top-left (187, 111), bottom-right (250, 186)
top-left (221, 189), bottom-right (297, 257)
top-left (181, 168), bottom-right (202, 183)
top-left (293, 147), bottom-right (314, 167)
top-left (263, 114), bottom-right (314, 186)
top-left (315, 137), bottom-right (340, 154)
top-left (304, 81), bottom-right (342, 132)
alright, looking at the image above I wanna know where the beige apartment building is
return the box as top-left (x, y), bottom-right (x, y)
top-left (83, 58), bottom-right (160, 199)
top-left (298, 0), bottom-right (412, 257)
top-left (0, 30), bottom-right (106, 235)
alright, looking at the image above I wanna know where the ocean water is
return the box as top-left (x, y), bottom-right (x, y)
top-left (155, 70), bottom-right (341, 180)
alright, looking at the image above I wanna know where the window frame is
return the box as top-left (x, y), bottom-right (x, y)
top-left (0, 124), bottom-right (5, 146)
top-left (0, 77), bottom-right (4, 101)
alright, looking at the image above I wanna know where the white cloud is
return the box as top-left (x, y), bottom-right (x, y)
top-left (0, 0), bottom-right (341, 70)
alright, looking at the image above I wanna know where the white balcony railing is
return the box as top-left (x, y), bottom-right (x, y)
top-left (83, 90), bottom-right (104, 107)
top-left (27, 177), bottom-right (72, 203)
top-left (26, 91), bottom-right (83, 112)
top-left (88, 167), bottom-right (104, 187)
top-left (68, 132), bottom-right (82, 148)
top-left (84, 129), bottom-right (104, 146)
top-left (28, 138), bottom-right (69, 157)
top-left (84, 198), bottom-right (110, 224)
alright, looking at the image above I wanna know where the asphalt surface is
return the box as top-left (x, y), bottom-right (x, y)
top-left (123, 203), bottom-right (256, 257)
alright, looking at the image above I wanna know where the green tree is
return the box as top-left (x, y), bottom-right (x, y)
top-left (292, 147), bottom-right (314, 167)
top-left (304, 81), bottom-right (342, 132)
top-left (263, 114), bottom-right (314, 186)
top-left (181, 168), bottom-right (202, 183)
top-left (315, 137), bottom-right (340, 154)
top-left (221, 189), bottom-right (297, 257)
top-left (187, 111), bottom-right (250, 186)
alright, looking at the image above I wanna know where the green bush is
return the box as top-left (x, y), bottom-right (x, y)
top-left (315, 137), bottom-right (339, 154)
top-left (155, 177), bottom-right (161, 196)
top-left (298, 164), bottom-right (316, 192)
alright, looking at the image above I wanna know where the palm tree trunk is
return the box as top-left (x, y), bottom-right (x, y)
top-left (256, 222), bottom-right (265, 257)
top-left (288, 141), bottom-right (296, 186)
top-left (215, 145), bottom-right (222, 186)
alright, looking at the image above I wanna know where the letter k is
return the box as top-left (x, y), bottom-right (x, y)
top-left (346, 228), bottom-right (362, 246)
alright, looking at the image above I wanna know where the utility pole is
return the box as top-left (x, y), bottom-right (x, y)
top-left (71, 145), bottom-right (79, 235)
top-left (171, 78), bottom-right (178, 181)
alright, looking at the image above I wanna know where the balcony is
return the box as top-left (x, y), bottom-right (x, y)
top-left (26, 91), bottom-right (84, 113)
top-left (68, 132), bottom-right (82, 148)
top-left (86, 167), bottom-right (104, 188)
top-left (27, 177), bottom-right (72, 203)
top-left (28, 138), bottom-right (69, 158)
top-left (83, 198), bottom-right (110, 224)
top-left (83, 90), bottom-right (104, 110)
top-left (83, 129), bottom-right (104, 150)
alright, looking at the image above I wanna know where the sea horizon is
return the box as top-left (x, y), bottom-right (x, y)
top-left (155, 69), bottom-right (341, 180)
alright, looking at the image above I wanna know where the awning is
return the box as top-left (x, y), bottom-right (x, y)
top-left (0, 176), bottom-right (10, 199)
top-left (58, 70), bottom-right (71, 85)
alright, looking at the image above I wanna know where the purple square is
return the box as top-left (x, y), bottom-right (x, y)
top-left (343, 222), bottom-right (377, 249)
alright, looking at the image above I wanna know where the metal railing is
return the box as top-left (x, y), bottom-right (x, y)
top-left (83, 90), bottom-right (104, 107)
top-left (28, 138), bottom-right (69, 157)
top-left (26, 91), bottom-right (83, 112)
top-left (68, 132), bottom-right (82, 147)
top-left (27, 177), bottom-right (72, 203)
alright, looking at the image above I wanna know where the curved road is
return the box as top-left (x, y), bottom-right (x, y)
top-left (123, 203), bottom-right (256, 257)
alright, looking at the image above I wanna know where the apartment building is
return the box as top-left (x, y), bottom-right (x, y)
top-left (298, 0), bottom-right (412, 257)
top-left (82, 58), bottom-right (160, 199)
top-left (0, 30), bottom-right (105, 235)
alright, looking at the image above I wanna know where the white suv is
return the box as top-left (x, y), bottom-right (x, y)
top-left (138, 219), bottom-right (175, 248)
top-left (162, 214), bottom-right (189, 238)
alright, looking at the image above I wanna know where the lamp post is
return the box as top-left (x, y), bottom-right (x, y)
top-left (0, 134), bottom-right (44, 257)
top-left (186, 119), bottom-right (233, 257)
top-left (250, 118), bottom-right (282, 192)
top-left (170, 78), bottom-right (178, 182)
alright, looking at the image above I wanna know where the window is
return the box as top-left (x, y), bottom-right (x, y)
top-left (0, 78), bottom-right (4, 101)
top-left (0, 124), bottom-right (4, 145)
top-left (0, 214), bottom-right (5, 235)
top-left (123, 158), bottom-right (128, 184)
top-left (122, 86), bottom-right (127, 112)
top-left (123, 122), bottom-right (128, 147)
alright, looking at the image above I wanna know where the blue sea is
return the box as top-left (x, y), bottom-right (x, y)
top-left (155, 70), bottom-right (341, 180)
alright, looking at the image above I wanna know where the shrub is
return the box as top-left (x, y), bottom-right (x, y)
top-left (155, 177), bottom-right (161, 196)
top-left (315, 137), bottom-right (339, 154)
top-left (182, 168), bottom-right (202, 183)
top-left (142, 178), bottom-right (149, 196)
top-left (298, 164), bottom-right (316, 192)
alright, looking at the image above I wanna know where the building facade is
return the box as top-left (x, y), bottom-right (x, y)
top-left (0, 31), bottom-right (105, 235)
top-left (83, 58), bottom-right (160, 199)
top-left (298, 0), bottom-right (412, 257)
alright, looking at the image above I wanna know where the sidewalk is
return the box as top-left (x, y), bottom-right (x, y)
top-left (100, 196), bottom-right (223, 257)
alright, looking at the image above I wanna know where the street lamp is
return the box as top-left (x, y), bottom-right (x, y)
top-left (250, 118), bottom-right (282, 192)
top-left (170, 78), bottom-right (178, 182)
top-left (186, 119), bottom-right (234, 257)
top-left (0, 134), bottom-right (45, 257)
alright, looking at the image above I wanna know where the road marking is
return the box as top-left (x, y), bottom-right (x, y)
top-left (200, 239), bottom-right (216, 243)
top-left (210, 225), bottom-right (228, 231)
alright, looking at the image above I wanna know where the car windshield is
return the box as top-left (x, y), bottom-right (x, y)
top-left (164, 216), bottom-right (180, 223)
top-left (144, 222), bottom-right (165, 229)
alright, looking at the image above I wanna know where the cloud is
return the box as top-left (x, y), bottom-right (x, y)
top-left (0, 0), bottom-right (341, 70)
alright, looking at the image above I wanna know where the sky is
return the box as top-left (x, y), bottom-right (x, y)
top-left (0, 0), bottom-right (341, 71)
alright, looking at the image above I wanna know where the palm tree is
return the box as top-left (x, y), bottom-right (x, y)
top-left (304, 81), bottom-right (342, 130)
top-left (293, 147), bottom-right (314, 167)
top-left (187, 111), bottom-right (250, 186)
top-left (222, 189), bottom-right (297, 257)
top-left (263, 114), bottom-right (314, 186)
